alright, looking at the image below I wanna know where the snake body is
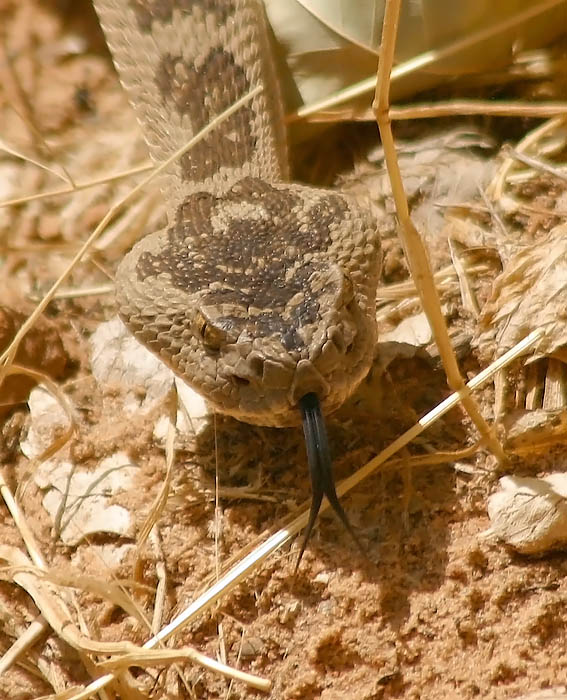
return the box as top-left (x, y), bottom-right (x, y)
top-left (92, 0), bottom-right (382, 429)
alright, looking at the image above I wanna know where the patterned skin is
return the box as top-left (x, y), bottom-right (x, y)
top-left (93, 0), bottom-right (381, 555)
top-left (93, 0), bottom-right (381, 426)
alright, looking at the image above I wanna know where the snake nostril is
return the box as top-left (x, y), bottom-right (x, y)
top-left (249, 353), bottom-right (264, 378)
top-left (229, 357), bottom-right (261, 387)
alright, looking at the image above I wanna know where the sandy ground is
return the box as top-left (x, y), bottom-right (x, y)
top-left (1, 1), bottom-right (567, 698)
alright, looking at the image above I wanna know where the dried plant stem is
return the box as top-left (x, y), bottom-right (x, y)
top-left (0, 615), bottom-right (50, 677)
top-left (503, 146), bottom-right (567, 182)
top-left (308, 100), bottom-right (567, 124)
top-left (389, 101), bottom-right (567, 121)
top-left (0, 473), bottom-right (100, 689)
top-left (137, 387), bottom-right (178, 547)
top-left (0, 139), bottom-right (71, 185)
top-left (0, 161), bottom-right (152, 208)
top-left (0, 40), bottom-right (46, 152)
top-left (489, 116), bottom-right (567, 199)
top-left (373, 0), bottom-right (505, 462)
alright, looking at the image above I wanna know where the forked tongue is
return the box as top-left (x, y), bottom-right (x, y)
top-left (295, 393), bottom-right (365, 573)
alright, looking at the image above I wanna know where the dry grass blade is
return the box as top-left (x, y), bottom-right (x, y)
top-left (0, 139), bottom-right (71, 184)
top-left (388, 100), bottom-right (567, 122)
top-left (33, 285), bottom-right (114, 301)
top-left (0, 162), bottom-right (152, 209)
top-left (148, 529), bottom-right (167, 636)
top-left (97, 649), bottom-right (271, 691)
top-left (448, 239), bottom-right (480, 317)
top-left (489, 116), bottom-right (567, 199)
top-left (137, 388), bottom-right (178, 547)
top-left (2, 558), bottom-right (139, 655)
top-left (40, 570), bottom-right (151, 625)
top-left (285, 74), bottom-right (376, 124)
top-left (502, 144), bottom-right (567, 182)
top-left (0, 472), bottom-right (51, 571)
top-left (298, 99), bottom-right (567, 123)
top-left (373, 0), bottom-right (504, 461)
top-left (0, 615), bottom-right (50, 677)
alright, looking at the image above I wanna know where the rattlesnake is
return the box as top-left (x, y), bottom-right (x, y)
top-left (93, 0), bottom-right (382, 555)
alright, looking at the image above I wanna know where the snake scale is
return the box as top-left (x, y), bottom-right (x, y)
top-left (92, 0), bottom-right (382, 557)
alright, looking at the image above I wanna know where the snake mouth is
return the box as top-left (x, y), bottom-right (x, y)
top-left (289, 359), bottom-right (330, 405)
top-left (296, 392), bottom-right (365, 571)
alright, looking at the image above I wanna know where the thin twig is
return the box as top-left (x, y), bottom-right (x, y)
top-left (502, 144), bottom-right (567, 182)
top-left (372, 0), bottom-right (505, 461)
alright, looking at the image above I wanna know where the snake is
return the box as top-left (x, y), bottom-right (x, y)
top-left (92, 0), bottom-right (382, 561)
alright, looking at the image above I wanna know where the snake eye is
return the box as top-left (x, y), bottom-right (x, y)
top-left (194, 309), bottom-right (241, 351)
top-left (194, 310), bottom-right (225, 351)
top-left (202, 324), bottom-right (227, 351)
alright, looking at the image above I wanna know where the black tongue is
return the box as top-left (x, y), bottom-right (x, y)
top-left (296, 393), bottom-right (364, 572)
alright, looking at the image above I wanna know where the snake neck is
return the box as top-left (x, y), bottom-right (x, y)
top-left (93, 0), bottom-right (290, 195)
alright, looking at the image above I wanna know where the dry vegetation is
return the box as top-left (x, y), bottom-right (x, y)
top-left (1, 1), bottom-right (567, 698)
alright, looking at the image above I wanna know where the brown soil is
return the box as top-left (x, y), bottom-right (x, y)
top-left (1, 1), bottom-right (566, 699)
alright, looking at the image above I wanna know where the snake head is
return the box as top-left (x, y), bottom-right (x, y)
top-left (115, 177), bottom-right (381, 426)
top-left (188, 259), bottom-right (377, 423)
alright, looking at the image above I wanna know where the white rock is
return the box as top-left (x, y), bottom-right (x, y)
top-left (485, 474), bottom-right (567, 554)
top-left (89, 317), bottom-right (173, 412)
top-left (176, 376), bottom-right (210, 428)
top-left (35, 452), bottom-right (138, 545)
top-left (381, 311), bottom-right (433, 347)
top-left (153, 377), bottom-right (211, 443)
top-left (20, 386), bottom-right (71, 460)
top-left (91, 319), bottom-right (212, 437)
